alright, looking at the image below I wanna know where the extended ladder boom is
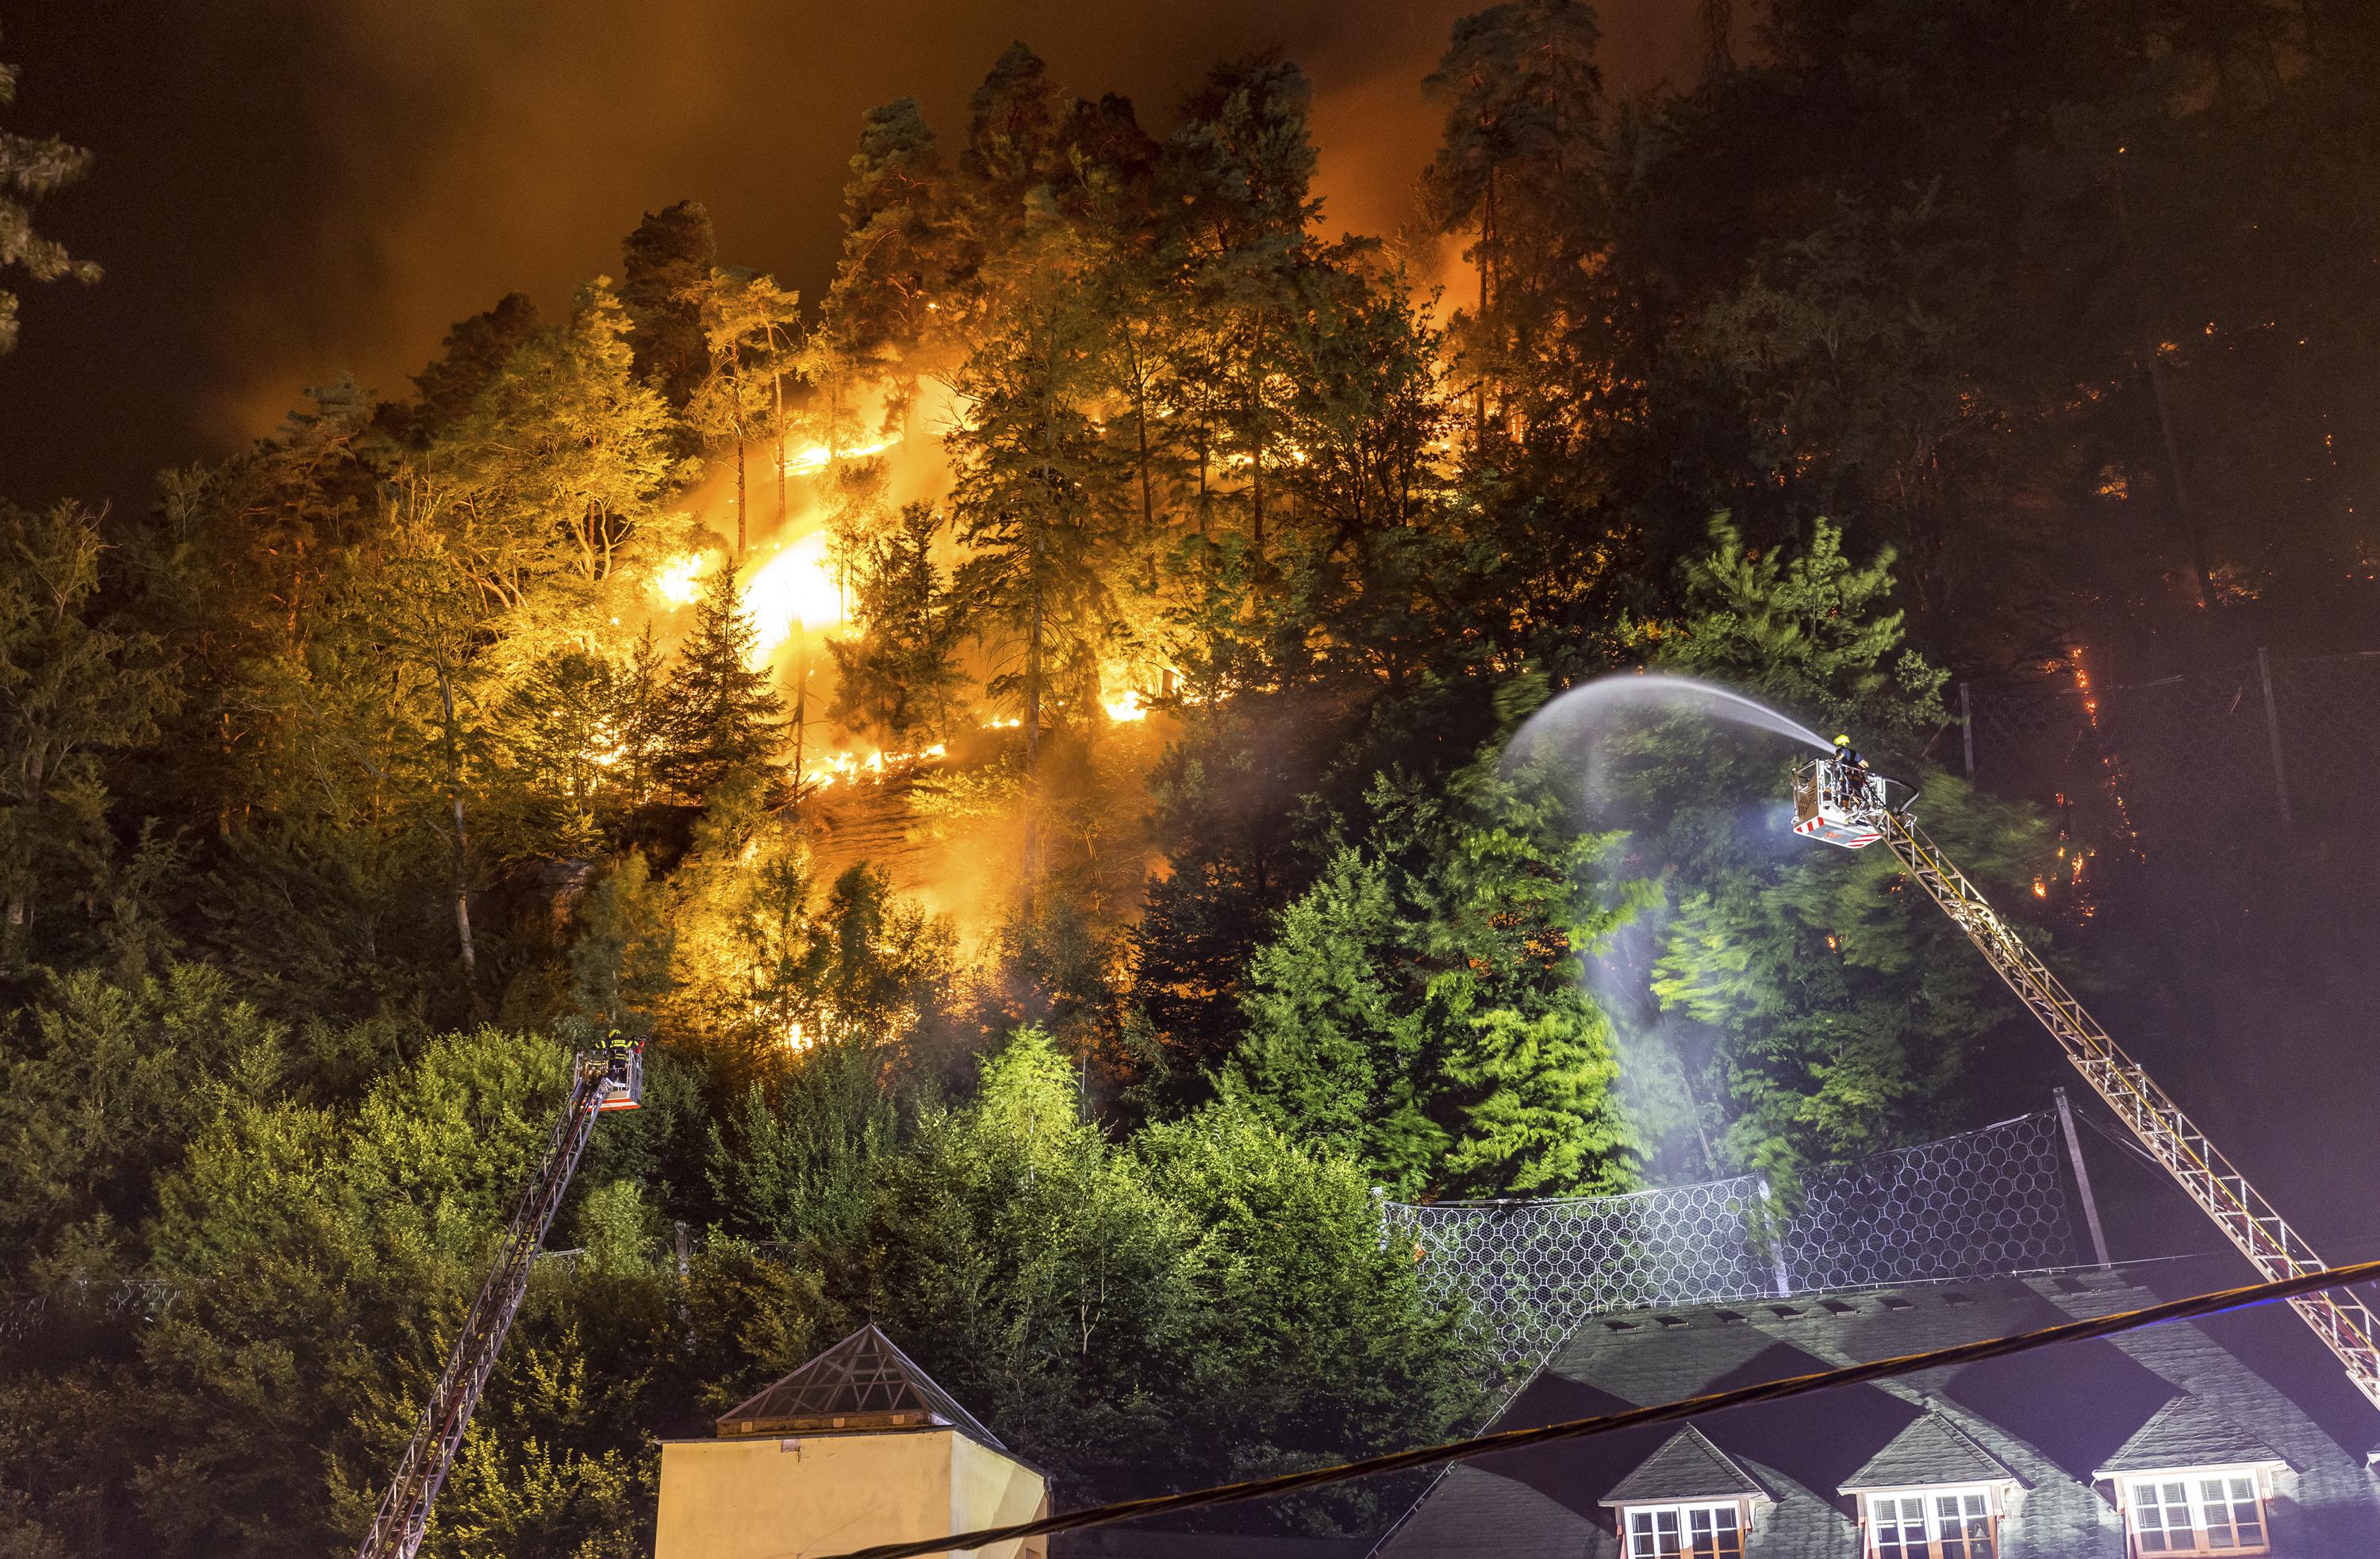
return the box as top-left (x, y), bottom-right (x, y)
top-left (1879, 809), bottom-right (2380, 1410)
top-left (356, 1043), bottom-right (640, 1559)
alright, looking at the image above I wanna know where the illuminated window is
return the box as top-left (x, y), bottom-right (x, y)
top-left (1625, 1502), bottom-right (1745, 1558)
top-left (2123, 1471), bottom-right (2269, 1555)
top-left (1864, 1487), bottom-right (1996, 1558)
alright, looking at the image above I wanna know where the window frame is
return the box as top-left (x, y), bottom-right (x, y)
top-left (1854, 1483), bottom-right (2002, 1559)
top-left (1615, 1497), bottom-right (1752, 1558)
top-left (2117, 1465), bottom-right (2273, 1557)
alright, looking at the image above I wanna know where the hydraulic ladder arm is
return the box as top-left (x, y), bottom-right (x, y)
top-left (1875, 805), bottom-right (2380, 1410)
top-left (355, 1041), bottom-right (642, 1559)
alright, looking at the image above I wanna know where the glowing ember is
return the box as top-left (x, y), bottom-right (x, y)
top-left (742, 533), bottom-right (842, 661)
top-left (652, 551), bottom-right (707, 607)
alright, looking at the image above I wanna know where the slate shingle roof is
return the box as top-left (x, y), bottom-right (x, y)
top-left (716, 1323), bottom-right (1005, 1450)
top-left (1372, 1261), bottom-right (2380, 1559)
top-left (2094, 1392), bottom-right (2289, 1480)
top-left (1603, 1427), bottom-right (1767, 1505)
top-left (1840, 1405), bottom-right (2017, 1492)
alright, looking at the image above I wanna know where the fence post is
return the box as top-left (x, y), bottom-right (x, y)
top-left (1960, 682), bottom-right (1975, 778)
top-left (1755, 1173), bottom-right (1792, 1298)
top-left (2255, 648), bottom-right (2295, 831)
top-left (2053, 1089), bottom-right (2112, 1269)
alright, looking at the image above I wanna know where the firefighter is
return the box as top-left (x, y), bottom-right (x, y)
top-left (1832, 735), bottom-right (1871, 807)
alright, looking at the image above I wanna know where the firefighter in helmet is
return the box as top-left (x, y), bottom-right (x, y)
top-left (1832, 735), bottom-right (1871, 808)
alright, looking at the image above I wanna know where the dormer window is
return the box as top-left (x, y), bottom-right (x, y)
top-left (1602, 1427), bottom-right (1768, 1558)
top-left (2119, 1469), bottom-right (2269, 1555)
top-left (2094, 1395), bottom-right (2284, 1557)
top-left (1624, 1501), bottom-right (1746, 1558)
top-left (1860, 1485), bottom-right (1998, 1558)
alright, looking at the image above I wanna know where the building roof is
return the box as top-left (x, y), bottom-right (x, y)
top-left (715, 1323), bottom-right (1006, 1451)
top-left (2094, 1392), bottom-right (2290, 1480)
top-left (1841, 1404), bottom-right (2018, 1493)
top-left (1603, 1427), bottom-right (1768, 1506)
top-left (1373, 1261), bottom-right (2380, 1558)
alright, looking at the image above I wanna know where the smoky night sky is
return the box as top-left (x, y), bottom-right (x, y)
top-left (0, 0), bottom-right (1706, 509)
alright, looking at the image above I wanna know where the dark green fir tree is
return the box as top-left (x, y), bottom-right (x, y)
top-left (659, 560), bottom-right (783, 798)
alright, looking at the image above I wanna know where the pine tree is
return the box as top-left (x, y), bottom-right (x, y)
top-left (687, 267), bottom-right (802, 557)
top-left (398, 291), bottom-right (539, 444)
top-left (1422, 0), bottom-right (1606, 447)
top-left (950, 280), bottom-right (1121, 781)
top-left (0, 36), bottom-right (103, 353)
top-left (827, 501), bottom-right (967, 745)
top-left (1163, 57), bottom-right (1324, 570)
top-left (658, 559), bottom-right (784, 798)
top-left (608, 624), bottom-right (673, 807)
top-left (826, 95), bottom-right (954, 381)
top-left (619, 198), bottom-right (718, 410)
top-left (0, 502), bottom-right (173, 973)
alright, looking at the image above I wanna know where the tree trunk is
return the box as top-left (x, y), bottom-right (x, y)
top-left (1027, 574), bottom-right (1043, 776)
top-left (435, 662), bottom-right (478, 981)
top-left (2112, 151), bottom-right (2215, 609)
top-left (1035, 323), bottom-right (1056, 776)
top-left (2148, 354), bottom-right (2217, 609)
top-left (735, 438), bottom-right (748, 559)
top-left (1476, 172), bottom-right (1495, 445)
top-left (1134, 337), bottom-right (1156, 540)
top-left (1249, 314), bottom-right (1266, 566)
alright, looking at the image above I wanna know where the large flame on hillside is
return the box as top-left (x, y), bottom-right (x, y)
top-left (638, 414), bottom-right (1176, 947)
top-left (782, 436), bottom-right (900, 475)
top-left (742, 532), bottom-right (843, 659)
top-left (653, 551), bottom-right (707, 607)
top-left (646, 536), bottom-right (843, 668)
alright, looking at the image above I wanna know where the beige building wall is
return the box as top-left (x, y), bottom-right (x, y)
top-left (653, 1427), bottom-right (1048, 1559)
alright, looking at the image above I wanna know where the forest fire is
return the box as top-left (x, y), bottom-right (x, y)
top-left (781, 435), bottom-right (900, 474)
top-left (10, 10), bottom-right (2378, 1559)
top-left (650, 550), bottom-right (708, 607)
top-left (741, 532), bottom-right (843, 658)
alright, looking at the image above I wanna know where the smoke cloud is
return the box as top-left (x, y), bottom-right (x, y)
top-left (0, 1), bottom-right (1711, 503)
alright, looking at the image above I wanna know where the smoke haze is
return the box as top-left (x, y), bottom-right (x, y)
top-left (0, 0), bottom-right (1708, 505)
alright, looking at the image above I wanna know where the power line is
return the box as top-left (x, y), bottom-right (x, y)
top-left (808, 1257), bottom-right (2380, 1559)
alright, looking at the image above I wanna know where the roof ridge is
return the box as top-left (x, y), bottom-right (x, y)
top-left (1841, 1400), bottom-right (2021, 1493)
top-left (716, 1323), bottom-right (1006, 1451)
top-left (2093, 1391), bottom-right (2291, 1480)
top-left (1602, 1424), bottom-right (1770, 1506)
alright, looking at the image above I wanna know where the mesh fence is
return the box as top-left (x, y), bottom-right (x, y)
top-left (1382, 1111), bottom-right (2077, 1364)
top-left (1964, 649), bottom-right (2380, 854)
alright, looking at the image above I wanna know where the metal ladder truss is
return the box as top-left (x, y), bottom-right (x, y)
top-left (1882, 812), bottom-right (2380, 1411)
top-left (355, 1056), bottom-right (608, 1559)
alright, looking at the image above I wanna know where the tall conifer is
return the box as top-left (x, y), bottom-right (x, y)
top-left (659, 561), bottom-right (784, 798)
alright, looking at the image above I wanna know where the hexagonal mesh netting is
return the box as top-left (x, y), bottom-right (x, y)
top-left (1381, 1110), bottom-right (2077, 1363)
